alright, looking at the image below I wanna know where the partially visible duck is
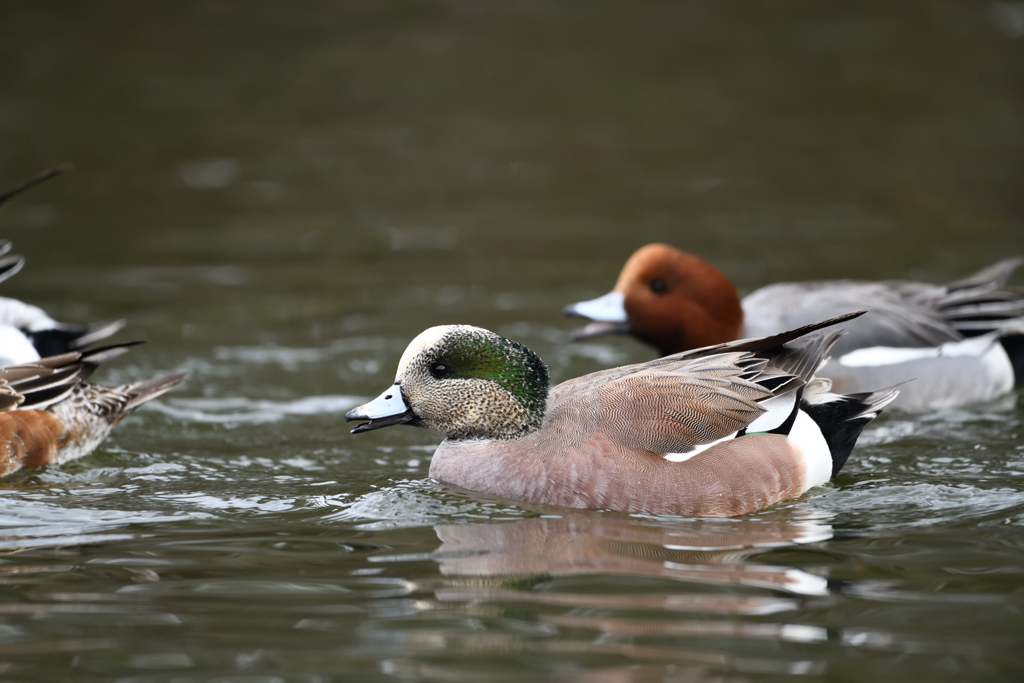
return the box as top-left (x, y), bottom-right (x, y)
top-left (0, 343), bottom-right (185, 478)
top-left (0, 167), bottom-right (126, 365)
top-left (346, 312), bottom-right (898, 517)
top-left (565, 244), bottom-right (1024, 411)
top-left (0, 269), bottom-right (127, 365)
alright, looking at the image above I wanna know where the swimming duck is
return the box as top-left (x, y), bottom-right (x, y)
top-left (0, 168), bottom-right (126, 365)
top-left (0, 265), bottom-right (127, 365)
top-left (0, 343), bottom-right (185, 478)
top-left (565, 244), bottom-right (1024, 411)
top-left (346, 312), bottom-right (897, 516)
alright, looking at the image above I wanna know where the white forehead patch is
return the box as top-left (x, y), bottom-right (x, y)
top-left (395, 325), bottom-right (489, 379)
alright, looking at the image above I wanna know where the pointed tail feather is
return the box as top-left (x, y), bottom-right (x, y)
top-left (932, 257), bottom-right (1024, 340)
top-left (685, 311), bottom-right (867, 360)
top-left (0, 255), bottom-right (25, 285)
top-left (27, 329), bottom-right (88, 358)
top-left (802, 384), bottom-right (900, 477)
top-left (0, 164), bottom-right (73, 208)
top-left (947, 257), bottom-right (1023, 292)
top-left (28, 320), bottom-right (133, 358)
top-left (74, 340), bottom-right (146, 381)
top-left (639, 311), bottom-right (867, 377)
top-left (123, 372), bottom-right (187, 412)
top-left (762, 329), bottom-right (843, 383)
top-left (79, 340), bottom-right (146, 366)
top-left (70, 318), bottom-right (129, 349)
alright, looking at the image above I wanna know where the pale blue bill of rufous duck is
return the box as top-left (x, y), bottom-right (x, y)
top-left (346, 312), bottom-right (898, 517)
top-left (564, 243), bottom-right (1024, 411)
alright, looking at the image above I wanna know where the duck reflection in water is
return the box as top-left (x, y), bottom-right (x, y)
top-left (378, 512), bottom-right (834, 682)
top-left (431, 512), bottom-right (833, 599)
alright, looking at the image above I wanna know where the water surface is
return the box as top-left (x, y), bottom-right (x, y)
top-left (1, 2), bottom-right (1023, 681)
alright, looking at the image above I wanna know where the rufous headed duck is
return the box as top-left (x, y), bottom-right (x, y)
top-left (565, 244), bottom-right (1023, 411)
top-left (346, 313), bottom-right (898, 517)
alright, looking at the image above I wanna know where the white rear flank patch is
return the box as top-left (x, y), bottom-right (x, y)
top-left (788, 411), bottom-right (832, 491)
top-left (983, 344), bottom-right (1015, 395)
top-left (665, 432), bottom-right (738, 462)
top-left (663, 391), bottom-right (801, 463)
top-left (666, 407), bottom-right (833, 492)
top-left (838, 332), bottom-right (999, 368)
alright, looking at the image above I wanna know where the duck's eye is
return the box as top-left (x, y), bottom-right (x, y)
top-left (430, 363), bottom-right (450, 379)
top-left (650, 278), bottom-right (668, 294)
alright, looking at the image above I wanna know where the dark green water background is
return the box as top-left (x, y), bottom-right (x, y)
top-left (1, 2), bottom-right (1023, 681)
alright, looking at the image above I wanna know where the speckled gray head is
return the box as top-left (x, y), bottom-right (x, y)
top-left (345, 325), bottom-right (550, 441)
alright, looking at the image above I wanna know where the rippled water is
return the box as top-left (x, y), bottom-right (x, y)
top-left (1, 2), bottom-right (1023, 681)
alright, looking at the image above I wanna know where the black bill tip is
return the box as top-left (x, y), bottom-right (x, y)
top-left (347, 409), bottom-right (415, 434)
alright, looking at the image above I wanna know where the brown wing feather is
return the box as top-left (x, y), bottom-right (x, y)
top-left (4, 359), bottom-right (85, 410)
top-left (0, 342), bottom-right (145, 412)
top-left (596, 356), bottom-right (770, 455)
top-left (541, 316), bottom-right (854, 457)
top-left (0, 366), bottom-right (59, 382)
top-left (541, 352), bottom-right (774, 458)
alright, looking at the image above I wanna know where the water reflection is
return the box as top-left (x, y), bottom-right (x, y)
top-left (432, 513), bottom-right (832, 596)
top-left (361, 513), bottom-right (837, 680)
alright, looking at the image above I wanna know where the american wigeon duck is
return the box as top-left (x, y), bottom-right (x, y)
top-left (565, 244), bottom-right (1024, 411)
top-left (0, 167), bottom-right (126, 365)
top-left (346, 312), bottom-right (898, 517)
top-left (0, 343), bottom-right (185, 478)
